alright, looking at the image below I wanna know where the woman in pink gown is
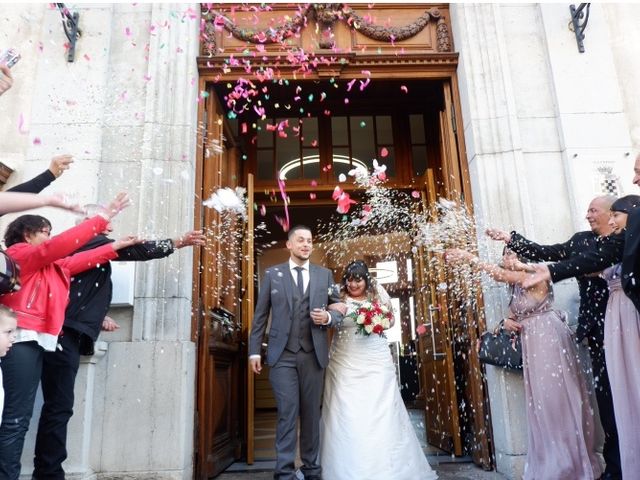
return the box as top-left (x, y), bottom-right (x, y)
top-left (446, 248), bottom-right (601, 480)
top-left (602, 195), bottom-right (640, 478)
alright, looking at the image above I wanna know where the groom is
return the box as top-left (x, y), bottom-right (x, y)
top-left (249, 225), bottom-right (342, 480)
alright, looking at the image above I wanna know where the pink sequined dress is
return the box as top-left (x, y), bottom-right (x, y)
top-left (511, 284), bottom-right (601, 480)
top-left (602, 264), bottom-right (640, 478)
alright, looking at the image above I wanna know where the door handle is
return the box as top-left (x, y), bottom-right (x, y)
top-left (428, 304), bottom-right (446, 360)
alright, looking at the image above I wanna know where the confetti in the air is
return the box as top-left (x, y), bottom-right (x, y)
top-left (203, 187), bottom-right (247, 219)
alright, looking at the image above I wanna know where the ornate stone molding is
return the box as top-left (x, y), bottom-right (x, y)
top-left (347, 8), bottom-right (430, 44)
top-left (436, 16), bottom-right (452, 52)
top-left (197, 52), bottom-right (459, 79)
top-left (201, 4), bottom-right (452, 54)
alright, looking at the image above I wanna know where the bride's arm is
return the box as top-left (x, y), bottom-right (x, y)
top-left (376, 284), bottom-right (395, 328)
top-left (327, 302), bottom-right (348, 316)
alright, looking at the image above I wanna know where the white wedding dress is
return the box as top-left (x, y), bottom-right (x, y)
top-left (320, 296), bottom-right (438, 480)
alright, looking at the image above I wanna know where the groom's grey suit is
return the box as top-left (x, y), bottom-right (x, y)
top-left (249, 261), bottom-right (342, 480)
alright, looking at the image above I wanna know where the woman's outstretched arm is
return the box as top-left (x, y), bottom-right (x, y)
top-left (445, 248), bottom-right (544, 287)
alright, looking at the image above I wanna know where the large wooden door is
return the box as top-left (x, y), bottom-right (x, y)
top-left (413, 80), bottom-right (492, 467)
top-left (195, 89), bottom-right (244, 478)
top-left (414, 193), bottom-right (463, 455)
top-left (243, 174), bottom-right (256, 464)
top-left (441, 79), bottom-right (493, 468)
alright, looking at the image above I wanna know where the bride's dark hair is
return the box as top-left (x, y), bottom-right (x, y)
top-left (340, 260), bottom-right (379, 301)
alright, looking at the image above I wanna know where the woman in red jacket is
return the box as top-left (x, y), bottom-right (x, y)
top-left (0, 192), bottom-right (136, 479)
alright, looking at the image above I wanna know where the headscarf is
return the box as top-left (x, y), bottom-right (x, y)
top-left (610, 195), bottom-right (640, 214)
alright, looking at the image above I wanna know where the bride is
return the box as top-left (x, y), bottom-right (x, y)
top-left (320, 260), bottom-right (437, 480)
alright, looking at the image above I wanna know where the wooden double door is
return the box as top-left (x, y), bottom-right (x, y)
top-left (193, 79), bottom-right (493, 478)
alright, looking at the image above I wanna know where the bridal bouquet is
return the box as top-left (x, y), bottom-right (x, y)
top-left (348, 300), bottom-right (393, 337)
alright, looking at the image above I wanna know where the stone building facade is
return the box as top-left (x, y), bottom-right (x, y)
top-left (1, 3), bottom-right (639, 479)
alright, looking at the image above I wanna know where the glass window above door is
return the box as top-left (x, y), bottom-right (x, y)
top-left (255, 114), bottom-right (399, 183)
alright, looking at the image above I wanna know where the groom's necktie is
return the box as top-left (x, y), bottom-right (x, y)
top-left (294, 266), bottom-right (305, 297)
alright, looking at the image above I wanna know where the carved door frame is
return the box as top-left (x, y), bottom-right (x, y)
top-left (195, 2), bottom-right (493, 472)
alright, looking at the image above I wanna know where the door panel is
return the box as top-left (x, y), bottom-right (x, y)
top-left (196, 90), bottom-right (243, 478)
top-left (414, 196), bottom-right (462, 454)
top-left (243, 174), bottom-right (256, 464)
top-left (440, 79), bottom-right (492, 468)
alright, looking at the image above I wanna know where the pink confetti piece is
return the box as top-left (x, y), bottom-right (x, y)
top-left (359, 78), bottom-right (370, 91)
top-left (309, 193), bottom-right (317, 200)
top-left (259, 204), bottom-right (266, 216)
top-left (411, 190), bottom-right (420, 199)
top-left (18, 113), bottom-right (28, 134)
top-left (346, 79), bottom-right (357, 92)
top-left (143, 74), bottom-right (152, 82)
top-left (275, 177), bottom-right (291, 232)
top-left (400, 85), bottom-right (409, 94)
top-left (310, 180), bottom-right (318, 187)
top-left (380, 147), bottom-right (389, 158)
top-left (33, 137), bottom-right (41, 145)
top-left (83, 54), bottom-right (91, 61)
top-left (416, 324), bottom-right (427, 336)
top-left (332, 187), bottom-right (357, 214)
top-left (125, 27), bottom-right (132, 37)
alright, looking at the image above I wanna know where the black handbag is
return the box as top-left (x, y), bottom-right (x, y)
top-left (478, 327), bottom-right (522, 370)
top-left (0, 250), bottom-right (20, 295)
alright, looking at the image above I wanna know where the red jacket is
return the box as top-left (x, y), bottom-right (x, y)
top-left (1, 215), bottom-right (118, 338)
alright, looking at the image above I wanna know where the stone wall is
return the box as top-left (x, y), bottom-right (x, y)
top-left (0, 4), bottom-right (199, 479)
top-left (451, 3), bottom-right (636, 477)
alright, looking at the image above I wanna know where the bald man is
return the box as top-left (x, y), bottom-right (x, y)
top-left (486, 194), bottom-right (621, 480)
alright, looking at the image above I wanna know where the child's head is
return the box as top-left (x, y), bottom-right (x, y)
top-left (0, 305), bottom-right (17, 357)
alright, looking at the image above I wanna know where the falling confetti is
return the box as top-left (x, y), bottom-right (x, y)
top-left (203, 187), bottom-right (247, 218)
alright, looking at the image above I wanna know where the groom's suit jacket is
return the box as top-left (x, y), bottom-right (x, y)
top-left (249, 261), bottom-right (342, 368)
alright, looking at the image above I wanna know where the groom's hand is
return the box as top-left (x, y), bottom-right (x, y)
top-left (249, 356), bottom-right (262, 374)
top-left (311, 308), bottom-right (329, 325)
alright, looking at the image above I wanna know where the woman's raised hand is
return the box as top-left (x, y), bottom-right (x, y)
top-left (112, 235), bottom-right (142, 251)
top-left (99, 192), bottom-right (131, 220)
top-left (485, 228), bottom-right (511, 243)
top-left (502, 318), bottom-right (522, 333)
top-left (445, 248), bottom-right (476, 264)
top-left (44, 192), bottom-right (85, 214)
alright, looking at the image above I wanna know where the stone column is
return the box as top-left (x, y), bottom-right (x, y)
top-left (92, 4), bottom-right (200, 479)
top-left (450, 3), bottom-right (571, 476)
top-left (603, 4), bottom-right (640, 149)
top-left (452, 3), bottom-right (636, 476)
